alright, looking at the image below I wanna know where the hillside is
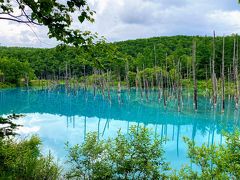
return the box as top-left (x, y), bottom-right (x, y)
top-left (0, 35), bottom-right (238, 80)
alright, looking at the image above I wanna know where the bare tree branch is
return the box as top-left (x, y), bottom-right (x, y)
top-left (0, 16), bottom-right (32, 23)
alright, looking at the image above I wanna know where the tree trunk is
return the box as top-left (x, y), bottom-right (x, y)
top-left (125, 60), bottom-right (130, 96)
top-left (117, 73), bottom-right (121, 104)
top-left (107, 70), bottom-right (111, 103)
top-left (212, 31), bottom-right (217, 106)
top-left (177, 60), bottom-right (181, 112)
top-left (221, 36), bottom-right (225, 112)
top-left (135, 67), bottom-right (139, 91)
top-left (192, 40), bottom-right (198, 111)
top-left (233, 34), bottom-right (239, 109)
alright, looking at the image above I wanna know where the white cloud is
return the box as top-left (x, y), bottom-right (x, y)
top-left (16, 126), bottom-right (40, 134)
top-left (0, 0), bottom-right (240, 47)
top-left (207, 10), bottom-right (240, 34)
top-left (0, 20), bottom-right (57, 47)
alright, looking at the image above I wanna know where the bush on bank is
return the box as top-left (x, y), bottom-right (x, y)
top-left (0, 115), bottom-right (239, 179)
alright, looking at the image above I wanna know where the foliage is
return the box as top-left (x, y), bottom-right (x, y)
top-left (65, 127), bottom-right (240, 179)
top-left (0, 35), bottom-right (238, 85)
top-left (173, 130), bottom-right (240, 179)
top-left (0, 117), bottom-right (239, 179)
top-left (128, 71), bottom-right (137, 86)
top-left (65, 133), bottom-right (112, 179)
top-left (0, 0), bottom-right (96, 46)
top-left (0, 44), bottom-right (129, 81)
top-left (65, 126), bottom-right (169, 179)
top-left (0, 135), bottom-right (61, 179)
top-left (0, 57), bottom-right (35, 85)
top-left (116, 35), bottom-right (237, 79)
top-left (0, 114), bottom-right (23, 138)
top-left (0, 82), bottom-right (15, 88)
top-left (110, 126), bottom-right (170, 179)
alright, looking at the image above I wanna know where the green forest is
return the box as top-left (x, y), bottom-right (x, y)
top-left (0, 35), bottom-right (238, 84)
top-left (1, 0), bottom-right (240, 179)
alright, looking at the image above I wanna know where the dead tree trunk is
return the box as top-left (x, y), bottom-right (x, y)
top-left (165, 53), bottom-right (169, 101)
top-left (159, 71), bottom-right (163, 102)
top-left (162, 71), bottom-right (166, 107)
top-left (237, 35), bottom-right (239, 106)
top-left (125, 60), bottom-right (130, 96)
top-left (142, 64), bottom-right (146, 93)
top-left (153, 44), bottom-right (157, 92)
top-left (228, 67), bottom-right (231, 100)
top-left (117, 72), bottom-right (121, 104)
top-left (135, 67), bottom-right (139, 91)
top-left (212, 31), bottom-right (218, 106)
top-left (192, 40), bottom-right (198, 111)
top-left (65, 63), bottom-right (69, 92)
top-left (151, 75), bottom-right (154, 91)
top-left (157, 72), bottom-right (161, 101)
top-left (83, 65), bottom-right (87, 92)
top-left (177, 60), bottom-right (181, 112)
top-left (140, 75), bottom-right (143, 100)
top-left (107, 70), bottom-right (111, 103)
top-left (24, 74), bottom-right (29, 89)
top-left (93, 69), bottom-right (96, 97)
top-left (233, 34), bottom-right (239, 109)
top-left (221, 36), bottom-right (225, 112)
top-left (145, 79), bottom-right (149, 101)
top-left (205, 64), bottom-right (208, 97)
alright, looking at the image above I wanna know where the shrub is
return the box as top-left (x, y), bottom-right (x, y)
top-left (65, 126), bottom-right (169, 179)
top-left (173, 130), bottom-right (240, 179)
top-left (0, 136), bottom-right (61, 179)
top-left (65, 133), bottom-right (113, 179)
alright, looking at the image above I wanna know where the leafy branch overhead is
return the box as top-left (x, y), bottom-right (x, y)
top-left (0, 0), bottom-right (97, 46)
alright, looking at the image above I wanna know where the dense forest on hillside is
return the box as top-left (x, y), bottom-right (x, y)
top-left (0, 35), bottom-right (239, 83)
top-left (116, 35), bottom-right (238, 78)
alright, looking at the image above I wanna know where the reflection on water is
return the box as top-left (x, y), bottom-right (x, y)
top-left (0, 87), bottom-right (239, 169)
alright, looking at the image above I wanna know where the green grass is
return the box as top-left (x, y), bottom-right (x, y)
top-left (0, 82), bottom-right (16, 89)
top-left (1, 78), bottom-right (238, 98)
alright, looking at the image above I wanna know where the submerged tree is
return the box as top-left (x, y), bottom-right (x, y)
top-left (233, 34), bottom-right (239, 109)
top-left (212, 31), bottom-right (218, 107)
top-left (221, 36), bottom-right (225, 113)
top-left (192, 40), bottom-right (198, 111)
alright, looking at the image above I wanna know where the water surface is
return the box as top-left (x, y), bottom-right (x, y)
top-left (0, 87), bottom-right (239, 170)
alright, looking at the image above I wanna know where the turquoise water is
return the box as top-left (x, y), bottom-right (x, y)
top-left (0, 87), bottom-right (239, 170)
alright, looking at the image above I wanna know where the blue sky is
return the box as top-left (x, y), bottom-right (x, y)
top-left (1, 0), bottom-right (240, 47)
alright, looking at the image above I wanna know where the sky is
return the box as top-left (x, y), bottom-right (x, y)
top-left (0, 0), bottom-right (240, 48)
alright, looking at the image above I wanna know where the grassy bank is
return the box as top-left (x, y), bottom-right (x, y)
top-left (0, 82), bottom-right (16, 89)
top-left (1, 79), bottom-right (238, 98)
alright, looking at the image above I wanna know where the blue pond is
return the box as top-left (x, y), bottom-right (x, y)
top-left (0, 87), bottom-right (239, 170)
